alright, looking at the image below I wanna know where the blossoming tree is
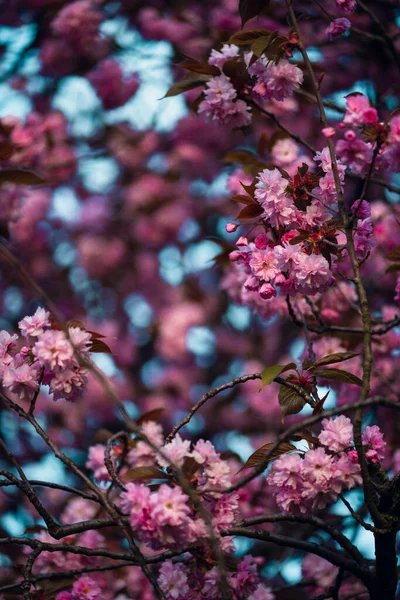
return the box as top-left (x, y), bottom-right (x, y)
top-left (0, 0), bottom-right (400, 599)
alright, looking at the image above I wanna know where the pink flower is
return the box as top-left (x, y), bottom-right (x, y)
top-left (149, 484), bottom-right (191, 528)
top-left (128, 421), bottom-right (164, 467)
top-left (255, 168), bottom-right (297, 228)
top-left (343, 94), bottom-right (378, 127)
top-left (158, 560), bottom-right (190, 600)
top-left (191, 439), bottom-right (219, 465)
top-left (88, 59), bottom-right (139, 110)
top-left (209, 44), bottom-right (239, 70)
top-left (250, 59), bottom-right (303, 102)
top-left (68, 327), bottom-right (92, 356)
top-left (322, 127), bottom-right (336, 138)
top-left (18, 307), bottom-right (50, 337)
top-left (336, 0), bottom-right (357, 12)
top-left (157, 434), bottom-right (191, 468)
top-left (336, 137), bottom-right (373, 175)
top-left (51, 1), bottom-right (105, 53)
top-left (2, 361), bottom-right (40, 401)
top-left (333, 454), bottom-right (362, 490)
top-left (198, 75), bottom-right (251, 127)
top-left (291, 252), bottom-right (332, 295)
top-left (56, 593), bottom-right (72, 600)
top-left (49, 366), bottom-right (88, 402)
top-left (395, 276), bottom-right (400, 304)
top-left (86, 444), bottom-right (110, 482)
top-left (362, 425), bottom-right (386, 463)
top-left (326, 18), bottom-right (351, 40)
top-left (351, 199), bottom-right (371, 219)
top-left (0, 331), bottom-right (18, 366)
top-left (318, 416), bottom-right (354, 453)
top-left (389, 114), bottom-right (400, 144)
top-left (120, 483), bottom-right (151, 528)
top-left (248, 584), bottom-right (275, 600)
top-left (71, 575), bottom-right (102, 600)
top-left (249, 248), bottom-right (280, 282)
top-left (271, 138), bottom-right (299, 166)
top-left (33, 330), bottom-right (74, 370)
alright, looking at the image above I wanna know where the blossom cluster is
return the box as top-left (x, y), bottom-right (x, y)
top-left (115, 433), bottom-right (238, 552)
top-left (198, 43), bottom-right (303, 128)
top-left (268, 416), bottom-right (385, 514)
top-left (0, 307), bottom-right (92, 402)
top-left (332, 93), bottom-right (400, 175)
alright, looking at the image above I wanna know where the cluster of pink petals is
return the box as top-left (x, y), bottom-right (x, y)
top-left (269, 416), bottom-right (386, 514)
top-left (268, 445), bottom-right (361, 514)
top-left (230, 233), bottom-right (332, 300)
top-left (0, 307), bottom-right (92, 402)
top-left (209, 44), bottom-right (240, 70)
top-left (158, 556), bottom-right (275, 600)
top-left (51, 1), bottom-right (108, 58)
top-left (342, 94), bottom-right (378, 128)
top-left (326, 17), bottom-right (351, 40)
top-left (117, 436), bottom-right (239, 551)
top-left (56, 576), bottom-right (102, 600)
top-left (336, 0), bottom-right (357, 12)
top-left (198, 75), bottom-right (251, 128)
top-left (362, 425), bottom-right (386, 463)
top-left (88, 59), bottom-right (140, 110)
top-left (248, 58), bottom-right (303, 102)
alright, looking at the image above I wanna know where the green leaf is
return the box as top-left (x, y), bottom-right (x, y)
top-left (312, 368), bottom-right (362, 386)
top-left (312, 352), bottom-right (359, 368)
top-left (260, 363), bottom-right (296, 389)
top-left (238, 441), bottom-right (296, 472)
top-left (251, 35), bottom-right (273, 58)
top-left (278, 385), bottom-right (306, 421)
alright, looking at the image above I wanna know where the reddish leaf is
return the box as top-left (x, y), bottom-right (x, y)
top-left (163, 77), bottom-right (209, 98)
top-left (236, 203), bottom-right (263, 220)
top-left (224, 149), bottom-right (258, 165)
top-left (312, 352), bottom-right (359, 368)
top-left (278, 385), bottom-right (306, 421)
top-left (312, 367), bottom-right (362, 386)
top-left (178, 57), bottom-right (219, 76)
top-left (386, 246), bottom-right (400, 261)
top-left (137, 408), bottom-right (165, 425)
top-left (90, 338), bottom-right (113, 354)
top-left (0, 141), bottom-right (14, 160)
top-left (93, 428), bottom-right (113, 443)
top-left (312, 390), bottom-right (330, 415)
top-left (182, 456), bottom-right (201, 479)
top-left (123, 467), bottom-right (169, 481)
top-left (239, 0), bottom-right (271, 27)
top-left (0, 168), bottom-right (44, 186)
top-left (231, 194), bottom-right (255, 205)
top-left (238, 441), bottom-right (296, 472)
